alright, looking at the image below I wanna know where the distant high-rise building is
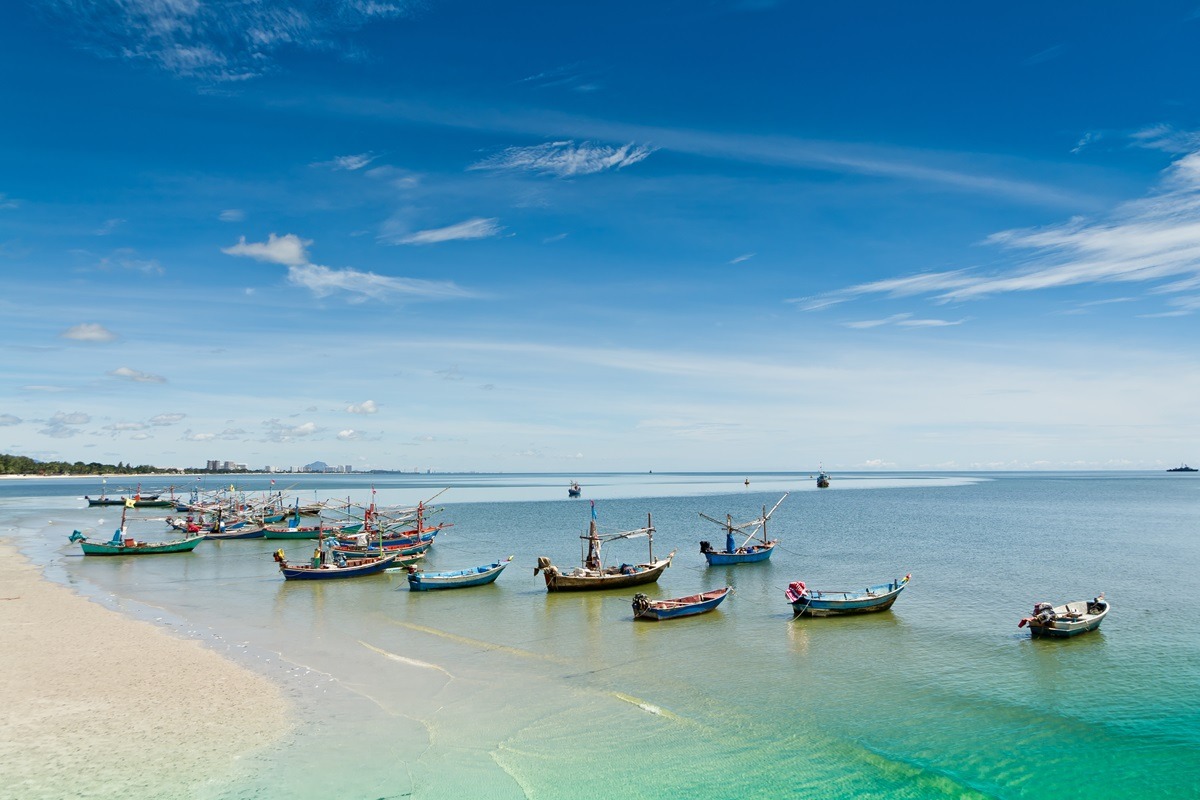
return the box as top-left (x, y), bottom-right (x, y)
top-left (206, 460), bottom-right (221, 472)
top-left (344, 465), bottom-right (353, 474)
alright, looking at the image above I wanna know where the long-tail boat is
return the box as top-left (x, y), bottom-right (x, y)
top-left (632, 587), bottom-right (731, 620)
top-left (786, 575), bottom-right (910, 617)
top-left (698, 493), bottom-right (787, 565)
top-left (69, 503), bottom-right (204, 555)
top-left (406, 557), bottom-right (513, 591)
top-left (534, 501), bottom-right (674, 592)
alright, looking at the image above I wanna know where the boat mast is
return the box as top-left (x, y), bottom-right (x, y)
top-left (647, 512), bottom-right (654, 562)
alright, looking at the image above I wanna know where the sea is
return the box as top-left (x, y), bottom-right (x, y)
top-left (2, 471), bottom-right (1198, 799)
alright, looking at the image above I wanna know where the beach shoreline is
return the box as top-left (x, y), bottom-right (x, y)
top-left (0, 541), bottom-right (291, 799)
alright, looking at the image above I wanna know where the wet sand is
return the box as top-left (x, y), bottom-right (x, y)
top-left (0, 542), bottom-right (289, 799)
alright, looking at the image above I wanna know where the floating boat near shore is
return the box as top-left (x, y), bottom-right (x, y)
top-left (698, 493), bottom-right (787, 566)
top-left (786, 575), bottom-right (910, 616)
top-left (534, 502), bottom-right (674, 592)
top-left (272, 548), bottom-right (400, 580)
top-left (69, 503), bottom-right (204, 555)
top-left (406, 557), bottom-right (513, 591)
top-left (632, 587), bottom-right (730, 620)
top-left (1018, 595), bottom-right (1109, 637)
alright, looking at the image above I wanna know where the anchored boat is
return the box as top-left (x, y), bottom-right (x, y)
top-left (632, 587), bottom-right (731, 620)
top-left (1018, 595), bottom-right (1109, 637)
top-left (698, 493), bottom-right (787, 565)
top-left (534, 501), bottom-right (674, 592)
top-left (786, 574), bottom-right (910, 616)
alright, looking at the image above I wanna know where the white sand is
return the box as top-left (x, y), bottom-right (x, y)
top-left (0, 543), bottom-right (290, 799)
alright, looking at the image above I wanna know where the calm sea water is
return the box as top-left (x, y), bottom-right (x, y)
top-left (3, 472), bottom-right (1198, 799)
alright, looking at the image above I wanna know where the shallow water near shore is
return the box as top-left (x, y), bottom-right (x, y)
top-left (3, 471), bottom-right (1199, 798)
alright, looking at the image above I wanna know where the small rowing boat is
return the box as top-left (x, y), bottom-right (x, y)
top-left (632, 587), bottom-right (730, 620)
top-left (786, 574), bottom-right (910, 617)
top-left (1018, 595), bottom-right (1109, 637)
top-left (406, 557), bottom-right (513, 591)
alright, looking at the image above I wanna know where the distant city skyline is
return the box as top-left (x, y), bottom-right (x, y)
top-left (1, 2), bottom-right (1198, 471)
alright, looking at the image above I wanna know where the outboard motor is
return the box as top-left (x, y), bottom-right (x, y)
top-left (699, 540), bottom-right (711, 554)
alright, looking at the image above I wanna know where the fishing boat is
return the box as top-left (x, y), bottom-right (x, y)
top-left (785, 574), bottom-right (910, 616)
top-left (534, 502), bottom-right (675, 592)
top-left (568, 481), bottom-right (582, 498)
top-left (406, 556), bottom-right (513, 591)
top-left (272, 547), bottom-right (400, 580)
top-left (68, 503), bottom-right (204, 555)
top-left (698, 493), bottom-right (787, 565)
top-left (1018, 595), bottom-right (1109, 637)
top-left (1167, 464), bottom-right (1197, 472)
top-left (632, 587), bottom-right (731, 620)
top-left (816, 471), bottom-right (831, 488)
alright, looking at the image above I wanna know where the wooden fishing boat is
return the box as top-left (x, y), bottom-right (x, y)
top-left (69, 504), bottom-right (204, 555)
top-left (534, 502), bottom-right (675, 592)
top-left (1018, 595), bottom-right (1109, 637)
top-left (69, 529), bottom-right (205, 555)
top-left (816, 470), bottom-right (831, 488)
top-left (786, 574), bottom-right (910, 617)
top-left (332, 538), bottom-right (432, 558)
top-left (632, 587), bottom-right (731, 620)
top-left (406, 557), bottom-right (513, 591)
top-left (568, 481), bottom-right (582, 498)
top-left (204, 523), bottom-right (266, 540)
top-left (272, 548), bottom-right (400, 580)
top-left (698, 493), bottom-right (787, 566)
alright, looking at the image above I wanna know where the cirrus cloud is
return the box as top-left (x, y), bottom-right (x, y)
top-left (61, 323), bottom-right (118, 342)
top-left (470, 140), bottom-right (654, 177)
top-left (109, 366), bottom-right (167, 383)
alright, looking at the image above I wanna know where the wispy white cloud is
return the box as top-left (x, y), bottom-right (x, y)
top-left (224, 233), bottom-right (474, 301)
top-left (94, 218), bottom-right (125, 235)
top-left (0, 193), bottom-right (19, 210)
top-left (222, 233), bottom-right (311, 266)
top-left (1129, 124), bottom-right (1200, 155)
top-left (182, 430), bottom-right (215, 441)
top-left (50, 411), bottom-right (90, 425)
top-left (337, 429), bottom-right (360, 440)
top-left (729, 253), bottom-right (755, 265)
top-left (470, 141), bottom-right (653, 178)
top-left (387, 217), bottom-right (504, 245)
top-left (219, 209), bottom-right (245, 222)
top-left (41, 0), bottom-right (411, 82)
top-left (109, 366), bottom-right (167, 383)
top-left (287, 264), bottom-right (475, 301)
top-left (0, 414), bottom-right (22, 426)
top-left (264, 419), bottom-right (321, 442)
top-left (61, 323), bottom-right (118, 342)
top-left (346, 400), bottom-right (377, 414)
top-left (316, 153), bottom-right (377, 170)
top-left (792, 146), bottom-right (1200, 314)
top-left (150, 413), bottom-right (186, 425)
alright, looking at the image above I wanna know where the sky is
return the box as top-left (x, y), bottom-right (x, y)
top-left (1, 1), bottom-right (1199, 472)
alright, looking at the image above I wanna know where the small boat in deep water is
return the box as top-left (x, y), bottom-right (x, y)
top-left (786, 575), bottom-right (910, 616)
top-left (534, 502), bottom-right (674, 592)
top-left (816, 471), bottom-right (831, 488)
top-left (632, 587), bottom-right (731, 620)
top-left (568, 481), bottom-right (582, 498)
top-left (1167, 464), bottom-right (1197, 472)
top-left (406, 557), bottom-right (513, 591)
top-left (698, 493), bottom-right (787, 566)
top-left (1018, 595), bottom-right (1109, 637)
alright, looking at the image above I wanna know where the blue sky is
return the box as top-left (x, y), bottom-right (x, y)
top-left (2, 1), bottom-right (1198, 471)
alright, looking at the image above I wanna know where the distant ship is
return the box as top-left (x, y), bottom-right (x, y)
top-left (1167, 464), bottom-right (1198, 472)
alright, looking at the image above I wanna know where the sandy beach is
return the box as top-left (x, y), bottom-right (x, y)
top-left (0, 542), bottom-right (290, 799)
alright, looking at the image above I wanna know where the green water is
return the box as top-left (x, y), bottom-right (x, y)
top-left (4, 472), bottom-right (1198, 798)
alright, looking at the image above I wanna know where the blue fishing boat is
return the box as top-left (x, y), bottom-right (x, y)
top-left (632, 587), bottom-right (731, 620)
top-left (406, 556), bottom-right (513, 591)
top-left (698, 493), bottom-right (788, 566)
top-left (272, 548), bottom-right (400, 580)
top-left (816, 470), bottom-right (831, 488)
top-left (786, 574), bottom-right (910, 617)
top-left (568, 481), bottom-right (582, 497)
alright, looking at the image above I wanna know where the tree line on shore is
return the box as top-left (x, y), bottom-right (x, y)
top-left (0, 453), bottom-right (178, 476)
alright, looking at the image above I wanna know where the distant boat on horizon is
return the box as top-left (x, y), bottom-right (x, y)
top-left (1167, 464), bottom-right (1198, 472)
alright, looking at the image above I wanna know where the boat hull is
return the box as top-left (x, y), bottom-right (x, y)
top-left (205, 527), bottom-right (266, 540)
top-left (76, 536), bottom-right (205, 556)
top-left (407, 559), bottom-right (510, 591)
top-left (634, 587), bottom-right (730, 620)
top-left (788, 577), bottom-right (909, 617)
top-left (1026, 600), bottom-right (1109, 638)
top-left (278, 552), bottom-right (399, 580)
top-left (702, 542), bottom-right (775, 565)
top-left (540, 556), bottom-right (673, 592)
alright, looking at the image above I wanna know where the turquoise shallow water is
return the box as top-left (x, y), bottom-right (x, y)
top-left (3, 472), bottom-right (1199, 798)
